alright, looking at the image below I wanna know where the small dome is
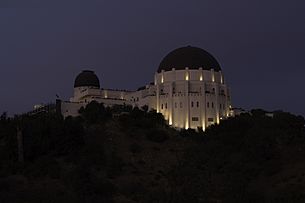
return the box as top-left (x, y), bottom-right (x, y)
top-left (158, 46), bottom-right (221, 73)
top-left (74, 70), bottom-right (100, 88)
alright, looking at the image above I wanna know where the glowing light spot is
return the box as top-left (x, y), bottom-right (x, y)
top-left (200, 74), bottom-right (203, 81)
top-left (202, 119), bottom-right (206, 131)
top-left (185, 73), bottom-right (189, 81)
top-left (185, 117), bottom-right (189, 129)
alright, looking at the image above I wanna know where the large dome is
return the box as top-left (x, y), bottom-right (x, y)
top-left (74, 70), bottom-right (100, 88)
top-left (158, 46), bottom-right (221, 73)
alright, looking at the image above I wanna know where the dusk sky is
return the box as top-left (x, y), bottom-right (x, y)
top-left (0, 0), bottom-right (304, 116)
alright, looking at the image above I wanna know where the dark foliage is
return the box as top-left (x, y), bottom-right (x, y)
top-left (79, 101), bottom-right (112, 124)
top-left (146, 129), bottom-right (169, 143)
top-left (0, 108), bottom-right (305, 202)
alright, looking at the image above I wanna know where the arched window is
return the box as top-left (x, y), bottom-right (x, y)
top-left (191, 101), bottom-right (194, 107)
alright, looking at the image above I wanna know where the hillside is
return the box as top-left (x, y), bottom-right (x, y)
top-left (0, 103), bottom-right (305, 203)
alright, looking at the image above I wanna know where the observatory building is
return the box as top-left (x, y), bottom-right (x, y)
top-left (58, 46), bottom-right (232, 130)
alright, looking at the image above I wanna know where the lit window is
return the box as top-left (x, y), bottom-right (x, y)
top-left (192, 117), bottom-right (199, 121)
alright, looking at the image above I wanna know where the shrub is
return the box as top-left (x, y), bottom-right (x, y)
top-left (129, 143), bottom-right (143, 154)
top-left (146, 129), bottom-right (169, 143)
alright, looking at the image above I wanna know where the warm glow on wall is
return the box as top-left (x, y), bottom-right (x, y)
top-left (185, 116), bottom-right (189, 129)
top-left (161, 75), bottom-right (164, 83)
top-left (104, 91), bottom-right (108, 98)
top-left (185, 73), bottom-right (189, 81)
top-left (212, 73), bottom-right (215, 82)
top-left (169, 115), bottom-right (172, 125)
top-left (200, 74), bottom-right (203, 81)
top-left (202, 119), bottom-right (206, 131)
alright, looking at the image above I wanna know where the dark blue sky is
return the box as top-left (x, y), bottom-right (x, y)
top-left (0, 0), bottom-right (304, 116)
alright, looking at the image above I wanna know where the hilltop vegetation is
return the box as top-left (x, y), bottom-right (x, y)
top-left (0, 103), bottom-right (305, 202)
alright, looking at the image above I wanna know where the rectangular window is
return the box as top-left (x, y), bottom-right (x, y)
top-left (191, 101), bottom-right (194, 107)
top-left (165, 103), bottom-right (167, 109)
top-left (175, 102), bottom-right (177, 108)
top-left (212, 102), bottom-right (214, 108)
top-left (207, 102), bottom-right (209, 108)
top-left (180, 102), bottom-right (183, 108)
top-left (192, 117), bottom-right (199, 121)
top-left (197, 102), bottom-right (199, 107)
top-left (208, 118), bottom-right (214, 122)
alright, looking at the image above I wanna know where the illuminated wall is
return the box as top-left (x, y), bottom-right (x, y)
top-left (62, 67), bottom-right (231, 130)
top-left (155, 68), bottom-right (231, 129)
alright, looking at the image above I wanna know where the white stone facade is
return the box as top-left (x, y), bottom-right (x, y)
top-left (59, 47), bottom-right (232, 130)
top-left (154, 68), bottom-right (231, 130)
